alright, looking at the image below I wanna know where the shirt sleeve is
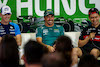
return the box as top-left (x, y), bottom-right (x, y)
top-left (79, 28), bottom-right (86, 40)
top-left (15, 24), bottom-right (21, 36)
top-left (60, 26), bottom-right (64, 35)
top-left (0, 33), bottom-right (2, 37)
top-left (36, 27), bottom-right (42, 38)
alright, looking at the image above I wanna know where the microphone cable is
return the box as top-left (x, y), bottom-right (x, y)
top-left (91, 38), bottom-right (100, 50)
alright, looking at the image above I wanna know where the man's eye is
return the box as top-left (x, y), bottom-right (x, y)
top-left (4, 14), bottom-right (7, 15)
top-left (4, 13), bottom-right (11, 15)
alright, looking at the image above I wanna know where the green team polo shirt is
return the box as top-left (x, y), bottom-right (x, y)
top-left (36, 24), bottom-right (64, 46)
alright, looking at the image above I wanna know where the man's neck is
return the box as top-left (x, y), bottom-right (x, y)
top-left (45, 23), bottom-right (54, 27)
top-left (1, 20), bottom-right (9, 25)
top-left (92, 23), bottom-right (100, 28)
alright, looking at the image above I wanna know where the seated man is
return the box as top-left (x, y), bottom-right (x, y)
top-left (0, 5), bottom-right (21, 46)
top-left (78, 8), bottom-right (100, 58)
top-left (36, 9), bottom-right (64, 52)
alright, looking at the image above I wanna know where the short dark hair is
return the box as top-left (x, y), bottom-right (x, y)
top-left (42, 52), bottom-right (67, 67)
top-left (0, 35), bottom-right (19, 66)
top-left (88, 8), bottom-right (99, 16)
top-left (78, 54), bottom-right (98, 67)
top-left (55, 35), bottom-right (73, 53)
top-left (24, 40), bottom-right (48, 64)
top-left (55, 35), bottom-right (73, 67)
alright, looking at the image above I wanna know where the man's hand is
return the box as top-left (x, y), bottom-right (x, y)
top-left (78, 32), bottom-right (96, 47)
top-left (36, 37), bottom-right (55, 52)
top-left (0, 37), bottom-right (2, 43)
top-left (53, 44), bottom-right (56, 49)
top-left (89, 32), bottom-right (96, 39)
top-left (47, 45), bottom-right (55, 52)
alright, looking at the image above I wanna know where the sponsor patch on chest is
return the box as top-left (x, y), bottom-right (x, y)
top-left (0, 30), bottom-right (5, 32)
top-left (9, 26), bottom-right (15, 31)
top-left (54, 29), bottom-right (59, 32)
top-left (43, 29), bottom-right (48, 35)
top-left (0, 26), bottom-right (4, 29)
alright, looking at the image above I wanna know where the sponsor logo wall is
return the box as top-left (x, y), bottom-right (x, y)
top-left (0, 0), bottom-right (100, 32)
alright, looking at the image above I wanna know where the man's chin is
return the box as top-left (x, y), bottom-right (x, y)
top-left (92, 23), bottom-right (99, 26)
top-left (4, 21), bottom-right (9, 25)
top-left (48, 23), bottom-right (53, 25)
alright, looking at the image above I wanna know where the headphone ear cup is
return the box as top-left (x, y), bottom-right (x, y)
top-left (68, 20), bottom-right (74, 31)
top-left (18, 23), bottom-right (29, 33)
top-left (63, 23), bottom-right (70, 32)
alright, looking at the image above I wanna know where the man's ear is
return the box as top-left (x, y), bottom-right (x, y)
top-left (0, 13), bottom-right (2, 18)
top-left (44, 16), bottom-right (45, 20)
top-left (88, 16), bottom-right (90, 20)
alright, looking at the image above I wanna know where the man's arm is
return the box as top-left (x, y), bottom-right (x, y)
top-left (78, 37), bottom-right (90, 47)
top-left (36, 37), bottom-right (46, 46)
top-left (0, 37), bottom-right (2, 42)
top-left (36, 37), bottom-right (55, 52)
top-left (0, 35), bottom-right (21, 46)
top-left (60, 26), bottom-right (65, 35)
top-left (78, 33), bottom-right (96, 47)
top-left (14, 23), bottom-right (22, 46)
top-left (15, 34), bottom-right (22, 46)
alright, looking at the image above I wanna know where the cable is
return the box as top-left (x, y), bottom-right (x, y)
top-left (17, 23), bottom-right (23, 32)
top-left (91, 38), bottom-right (100, 50)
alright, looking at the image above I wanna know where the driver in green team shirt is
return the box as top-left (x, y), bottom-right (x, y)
top-left (36, 9), bottom-right (64, 52)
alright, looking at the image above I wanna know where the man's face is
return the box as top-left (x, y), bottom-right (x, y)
top-left (89, 13), bottom-right (100, 26)
top-left (44, 15), bottom-right (54, 26)
top-left (1, 14), bottom-right (11, 25)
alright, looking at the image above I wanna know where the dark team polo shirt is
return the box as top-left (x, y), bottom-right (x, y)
top-left (0, 22), bottom-right (21, 37)
top-left (79, 24), bottom-right (100, 49)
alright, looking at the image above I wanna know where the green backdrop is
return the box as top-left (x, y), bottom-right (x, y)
top-left (0, 0), bottom-right (99, 23)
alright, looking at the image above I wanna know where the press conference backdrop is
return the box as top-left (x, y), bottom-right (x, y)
top-left (0, 0), bottom-right (100, 32)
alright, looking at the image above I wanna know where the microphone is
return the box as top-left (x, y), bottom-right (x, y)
top-left (92, 38), bottom-right (95, 40)
top-left (91, 28), bottom-right (96, 40)
top-left (90, 28), bottom-right (100, 50)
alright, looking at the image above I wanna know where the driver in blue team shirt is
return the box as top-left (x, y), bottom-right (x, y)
top-left (0, 5), bottom-right (21, 46)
